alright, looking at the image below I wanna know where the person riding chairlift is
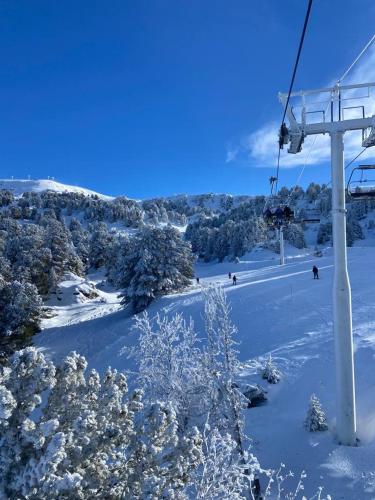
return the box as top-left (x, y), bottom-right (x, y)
top-left (284, 206), bottom-right (293, 219)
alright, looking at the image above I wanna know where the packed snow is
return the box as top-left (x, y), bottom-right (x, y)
top-left (35, 242), bottom-right (375, 498)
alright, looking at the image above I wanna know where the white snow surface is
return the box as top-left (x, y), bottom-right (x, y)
top-left (0, 179), bottom-right (114, 200)
top-left (35, 245), bottom-right (375, 498)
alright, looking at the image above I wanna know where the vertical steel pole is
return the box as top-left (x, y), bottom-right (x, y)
top-left (279, 226), bottom-right (285, 265)
top-left (330, 130), bottom-right (357, 445)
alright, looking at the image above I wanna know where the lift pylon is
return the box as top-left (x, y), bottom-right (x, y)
top-left (279, 81), bottom-right (375, 446)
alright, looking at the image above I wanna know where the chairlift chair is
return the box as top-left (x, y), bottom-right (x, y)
top-left (347, 165), bottom-right (375, 199)
top-left (263, 205), bottom-right (294, 227)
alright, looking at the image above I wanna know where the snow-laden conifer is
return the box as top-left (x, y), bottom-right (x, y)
top-left (304, 394), bottom-right (328, 432)
top-left (0, 347), bottom-right (202, 499)
top-left (119, 226), bottom-right (194, 312)
top-left (261, 355), bottom-right (281, 384)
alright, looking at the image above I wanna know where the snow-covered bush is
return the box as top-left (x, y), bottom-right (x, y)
top-left (304, 394), bottom-right (328, 432)
top-left (0, 347), bottom-right (203, 499)
top-left (261, 355), bottom-right (281, 384)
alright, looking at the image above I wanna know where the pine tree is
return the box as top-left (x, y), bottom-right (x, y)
top-left (0, 280), bottom-right (42, 347)
top-left (120, 226), bottom-right (194, 312)
top-left (0, 347), bottom-right (203, 499)
top-left (304, 394), bottom-right (328, 432)
top-left (88, 222), bottom-right (115, 269)
top-left (261, 355), bottom-right (281, 384)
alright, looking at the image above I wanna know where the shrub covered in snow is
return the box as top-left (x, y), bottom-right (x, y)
top-left (261, 355), bottom-right (281, 384)
top-left (0, 347), bottom-right (203, 499)
top-left (304, 394), bottom-right (328, 432)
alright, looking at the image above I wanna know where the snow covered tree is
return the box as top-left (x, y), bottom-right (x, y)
top-left (105, 234), bottom-right (131, 287)
top-left (192, 425), bottom-right (262, 499)
top-left (304, 394), bottom-right (328, 432)
top-left (128, 288), bottom-right (262, 498)
top-left (203, 285), bottom-right (240, 376)
top-left (0, 347), bottom-right (203, 499)
top-left (130, 311), bottom-right (208, 428)
top-left (202, 287), bottom-right (246, 461)
top-left (0, 256), bottom-right (12, 282)
top-left (120, 226), bottom-right (194, 312)
top-left (306, 183), bottom-right (321, 202)
top-left (284, 223), bottom-right (306, 249)
top-left (0, 280), bottom-right (42, 357)
top-left (0, 189), bottom-right (14, 207)
top-left (69, 218), bottom-right (90, 268)
top-left (201, 287), bottom-right (255, 495)
top-left (346, 218), bottom-right (364, 247)
top-left (41, 216), bottom-right (79, 278)
top-left (88, 222), bottom-right (116, 269)
top-left (261, 355), bottom-right (281, 384)
top-left (317, 222), bottom-right (332, 245)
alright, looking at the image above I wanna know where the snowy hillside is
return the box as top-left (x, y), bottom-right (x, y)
top-left (0, 178), bottom-right (114, 200)
top-left (35, 243), bottom-right (375, 498)
top-left (3, 178), bottom-right (375, 497)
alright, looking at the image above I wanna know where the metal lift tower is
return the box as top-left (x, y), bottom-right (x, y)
top-left (279, 82), bottom-right (375, 445)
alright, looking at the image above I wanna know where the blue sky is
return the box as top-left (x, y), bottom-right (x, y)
top-left (0, 0), bottom-right (374, 198)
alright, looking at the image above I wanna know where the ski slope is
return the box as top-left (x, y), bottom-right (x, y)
top-left (35, 244), bottom-right (375, 499)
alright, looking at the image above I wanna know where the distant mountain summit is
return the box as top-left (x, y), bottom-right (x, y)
top-left (0, 178), bottom-right (114, 200)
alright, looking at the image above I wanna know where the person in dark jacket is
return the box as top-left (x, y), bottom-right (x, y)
top-left (312, 265), bottom-right (319, 279)
top-left (196, 277), bottom-right (200, 284)
top-left (228, 272), bottom-right (232, 279)
top-left (232, 275), bottom-right (237, 285)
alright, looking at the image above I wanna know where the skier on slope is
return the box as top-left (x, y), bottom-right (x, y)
top-left (312, 265), bottom-right (319, 279)
top-left (232, 275), bottom-right (237, 285)
top-left (228, 272), bottom-right (232, 279)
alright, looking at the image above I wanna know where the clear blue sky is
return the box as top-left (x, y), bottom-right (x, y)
top-left (0, 0), bottom-right (374, 198)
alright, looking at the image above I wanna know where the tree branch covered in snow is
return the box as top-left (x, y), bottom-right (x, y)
top-left (0, 347), bottom-right (202, 499)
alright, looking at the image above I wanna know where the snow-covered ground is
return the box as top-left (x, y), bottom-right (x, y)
top-left (35, 244), bottom-right (375, 498)
top-left (0, 179), bottom-right (114, 200)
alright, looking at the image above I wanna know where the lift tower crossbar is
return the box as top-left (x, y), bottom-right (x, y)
top-left (278, 82), bottom-right (375, 446)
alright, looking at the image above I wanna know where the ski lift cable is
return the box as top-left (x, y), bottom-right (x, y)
top-left (274, 0), bottom-right (313, 194)
top-left (287, 32), bottom-right (375, 199)
top-left (344, 147), bottom-right (368, 172)
top-left (325, 147), bottom-right (368, 188)
top-left (337, 33), bottom-right (375, 85)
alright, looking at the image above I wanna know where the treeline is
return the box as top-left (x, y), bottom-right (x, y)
top-left (0, 190), bottom-right (250, 228)
top-left (1, 182), bottom-right (374, 357)
top-left (0, 189), bottom-right (196, 358)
